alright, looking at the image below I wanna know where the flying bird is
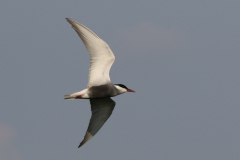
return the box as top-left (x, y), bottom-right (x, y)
top-left (64, 18), bottom-right (135, 148)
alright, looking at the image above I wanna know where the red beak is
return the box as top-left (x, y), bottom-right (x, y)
top-left (127, 89), bottom-right (135, 92)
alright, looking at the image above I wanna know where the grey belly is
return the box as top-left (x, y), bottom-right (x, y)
top-left (88, 84), bottom-right (117, 98)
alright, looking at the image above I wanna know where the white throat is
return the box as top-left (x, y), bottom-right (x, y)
top-left (114, 85), bottom-right (127, 94)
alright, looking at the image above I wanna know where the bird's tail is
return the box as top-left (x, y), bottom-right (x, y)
top-left (64, 93), bottom-right (76, 99)
top-left (64, 89), bottom-right (88, 99)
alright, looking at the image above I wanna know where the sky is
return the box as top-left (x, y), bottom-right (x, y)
top-left (1, 0), bottom-right (240, 159)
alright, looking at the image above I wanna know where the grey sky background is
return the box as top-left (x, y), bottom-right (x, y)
top-left (1, 0), bottom-right (240, 159)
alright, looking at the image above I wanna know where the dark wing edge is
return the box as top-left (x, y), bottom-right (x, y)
top-left (78, 97), bottom-right (116, 148)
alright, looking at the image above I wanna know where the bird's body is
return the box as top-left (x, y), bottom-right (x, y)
top-left (64, 18), bottom-right (134, 148)
top-left (65, 83), bottom-right (123, 99)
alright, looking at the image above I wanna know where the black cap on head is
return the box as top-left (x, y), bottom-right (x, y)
top-left (115, 84), bottom-right (128, 89)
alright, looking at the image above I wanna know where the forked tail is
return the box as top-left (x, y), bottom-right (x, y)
top-left (64, 89), bottom-right (88, 99)
top-left (64, 94), bottom-right (76, 99)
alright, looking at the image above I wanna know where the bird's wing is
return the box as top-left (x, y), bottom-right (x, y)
top-left (78, 97), bottom-right (115, 148)
top-left (66, 18), bottom-right (115, 87)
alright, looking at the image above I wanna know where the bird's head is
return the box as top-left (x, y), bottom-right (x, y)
top-left (114, 84), bottom-right (135, 94)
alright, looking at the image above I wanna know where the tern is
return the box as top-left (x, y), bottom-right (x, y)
top-left (64, 18), bottom-right (135, 148)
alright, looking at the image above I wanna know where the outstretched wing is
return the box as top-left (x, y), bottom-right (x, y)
top-left (66, 18), bottom-right (115, 87)
top-left (78, 98), bottom-right (115, 148)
